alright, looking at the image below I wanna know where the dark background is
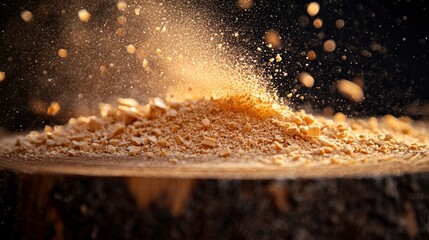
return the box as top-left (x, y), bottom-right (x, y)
top-left (0, 0), bottom-right (428, 132)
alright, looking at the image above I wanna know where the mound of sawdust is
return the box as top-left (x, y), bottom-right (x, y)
top-left (0, 95), bottom-right (428, 165)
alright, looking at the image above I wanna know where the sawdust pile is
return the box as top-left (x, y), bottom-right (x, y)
top-left (1, 94), bottom-right (428, 165)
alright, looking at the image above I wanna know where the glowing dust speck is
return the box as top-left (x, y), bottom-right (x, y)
top-left (20, 10), bottom-right (34, 22)
top-left (78, 9), bottom-right (91, 22)
top-left (323, 39), bottom-right (336, 53)
top-left (337, 79), bottom-right (364, 103)
top-left (57, 48), bottom-right (69, 58)
top-left (306, 50), bottom-right (317, 60)
top-left (126, 45), bottom-right (136, 54)
top-left (306, 2), bottom-right (320, 16)
top-left (117, 1), bottom-right (128, 11)
top-left (47, 102), bottom-right (61, 116)
top-left (298, 72), bottom-right (315, 88)
top-left (264, 29), bottom-right (282, 49)
top-left (237, 0), bottom-right (254, 10)
top-left (336, 19), bottom-right (345, 29)
top-left (0, 71), bottom-right (5, 82)
top-left (313, 18), bottom-right (323, 28)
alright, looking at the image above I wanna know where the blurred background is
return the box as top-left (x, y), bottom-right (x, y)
top-left (0, 0), bottom-right (428, 132)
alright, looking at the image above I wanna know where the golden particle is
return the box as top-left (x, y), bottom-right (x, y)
top-left (337, 79), bottom-right (364, 102)
top-left (335, 19), bottom-right (345, 29)
top-left (333, 112), bottom-right (347, 122)
top-left (57, 48), bottom-right (68, 58)
top-left (126, 44), bottom-right (136, 54)
top-left (306, 50), bottom-right (316, 60)
top-left (47, 102), bottom-right (61, 116)
top-left (78, 9), bottom-right (91, 23)
top-left (264, 29), bottom-right (282, 49)
top-left (0, 71), bottom-right (5, 82)
top-left (201, 137), bottom-right (216, 147)
top-left (298, 72), bottom-right (315, 88)
top-left (323, 39), bottom-right (336, 53)
top-left (202, 118), bottom-right (211, 128)
top-left (116, 28), bottom-right (127, 37)
top-left (309, 126), bottom-right (321, 137)
top-left (117, 1), bottom-right (128, 11)
top-left (287, 126), bottom-right (299, 136)
top-left (313, 18), bottom-right (323, 28)
top-left (117, 15), bottom-right (127, 25)
top-left (219, 147), bottom-right (232, 157)
top-left (20, 10), bottom-right (34, 22)
top-left (306, 2), bottom-right (320, 16)
top-left (237, 0), bottom-right (254, 10)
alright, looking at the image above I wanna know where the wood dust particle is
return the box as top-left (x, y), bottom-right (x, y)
top-left (306, 2), bottom-right (320, 16)
top-left (273, 141), bottom-right (284, 151)
top-left (298, 72), bottom-right (315, 88)
top-left (237, 0), bottom-right (254, 10)
top-left (118, 98), bottom-right (140, 107)
top-left (148, 136), bottom-right (157, 143)
top-left (202, 118), bottom-right (211, 128)
top-left (57, 49), bottom-right (68, 58)
top-left (117, 16), bottom-right (127, 25)
top-left (306, 50), bottom-right (316, 61)
top-left (336, 19), bottom-right (345, 29)
top-left (47, 102), bottom-right (61, 116)
top-left (264, 29), bottom-right (282, 49)
top-left (116, 28), bottom-right (127, 37)
top-left (126, 45), bottom-right (136, 54)
top-left (219, 147), bottom-right (232, 157)
top-left (175, 135), bottom-right (188, 147)
top-left (21, 10), bottom-right (34, 22)
top-left (201, 137), bottom-right (216, 147)
top-left (117, 1), bottom-right (128, 11)
top-left (337, 79), bottom-right (364, 102)
top-left (0, 71), bottom-right (5, 82)
top-left (142, 59), bottom-right (149, 69)
top-left (152, 97), bottom-right (168, 110)
top-left (313, 18), bottom-right (323, 28)
top-left (309, 126), bottom-right (321, 137)
top-left (78, 9), bottom-right (91, 23)
top-left (323, 39), bottom-right (336, 53)
top-left (333, 112), bottom-right (347, 122)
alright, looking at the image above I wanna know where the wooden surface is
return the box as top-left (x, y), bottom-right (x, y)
top-left (1, 151), bottom-right (429, 179)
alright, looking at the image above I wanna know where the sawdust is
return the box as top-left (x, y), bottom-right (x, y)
top-left (1, 1), bottom-right (428, 167)
top-left (1, 94), bottom-right (428, 166)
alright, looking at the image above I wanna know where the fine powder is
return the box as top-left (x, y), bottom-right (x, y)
top-left (1, 95), bottom-right (428, 165)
